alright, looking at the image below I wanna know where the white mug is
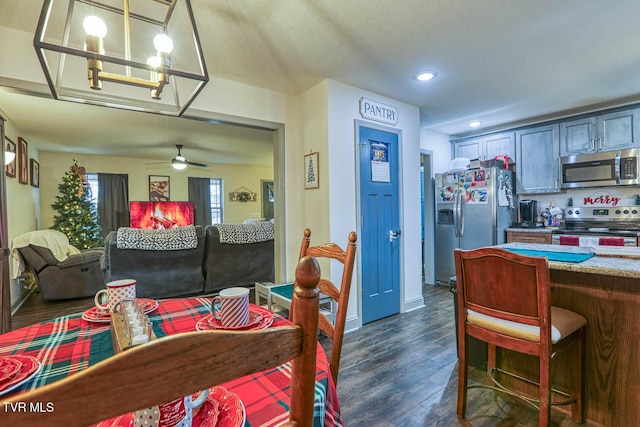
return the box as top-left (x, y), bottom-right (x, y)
top-left (94, 279), bottom-right (136, 313)
top-left (211, 287), bottom-right (250, 327)
top-left (134, 390), bottom-right (208, 427)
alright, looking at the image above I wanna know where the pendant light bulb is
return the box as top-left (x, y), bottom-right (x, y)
top-left (83, 16), bottom-right (107, 38)
top-left (153, 34), bottom-right (174, 54)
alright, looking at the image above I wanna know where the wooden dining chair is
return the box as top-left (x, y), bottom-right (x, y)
top-left (454, 247), bottom-right (586, 427)
top-left (2, 256), bottom-right (322, 427)
top-left (289, 228), bottom-right (357, 385)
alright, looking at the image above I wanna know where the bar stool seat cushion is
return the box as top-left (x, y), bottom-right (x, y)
top-left (467, 306), bottom-right (586, 344)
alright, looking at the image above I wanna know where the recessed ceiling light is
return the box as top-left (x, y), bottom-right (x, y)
top-left (468, 121), bottom-right (482, 128)
top-left (415, 71), bottom-right (437, 81)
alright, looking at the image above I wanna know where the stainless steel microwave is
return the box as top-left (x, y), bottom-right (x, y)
top-left (560, 149), bottom-right (640, 188)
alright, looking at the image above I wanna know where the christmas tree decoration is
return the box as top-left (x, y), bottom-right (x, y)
top-left (51, 160), bottom-right (103, 249)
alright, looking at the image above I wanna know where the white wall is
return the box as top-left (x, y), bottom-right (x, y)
top-left (1, 109), bottom-right (39, 308)
top-left (421, 128), bottom-right (451, 174)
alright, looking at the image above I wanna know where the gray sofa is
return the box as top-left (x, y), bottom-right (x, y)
top-left (203, 224), bottom-right (275, 293)
top-left (103, 225), bottom-right (206, 299)
top-left (103, 223), bottom-right (274, 298)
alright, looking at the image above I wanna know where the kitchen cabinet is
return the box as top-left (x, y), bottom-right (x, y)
top-left (452, 137), bottom-right (481, 160)
top-left (515, 124), bottom-right (560, 194)
top-left (560, 108), bottom-right (640, 156)
top-left (506, 231), bottom-right (552, 244)
top-left (452, 131), bottom-right (515, 161)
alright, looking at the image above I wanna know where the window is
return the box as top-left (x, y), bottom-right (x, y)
top-left (210, 178), bottom-right (223, 224)
top-left (86, 172), bottom-right (99, 208)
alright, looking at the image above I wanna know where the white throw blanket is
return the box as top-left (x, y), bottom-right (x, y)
top-left (11, 229), bottom-right (81, 279)
top-left (215, 222), bottom-right (274, 244)
top-left (116, 225), bottom-right (198, 250)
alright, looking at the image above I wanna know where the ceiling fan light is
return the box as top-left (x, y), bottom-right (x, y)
top-left (172, 162), bottom-right (187, 170)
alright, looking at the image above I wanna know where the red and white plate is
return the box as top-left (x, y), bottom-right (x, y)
top-left (196, 305), bottom-right (274, 331)
top-left (203, 386), bottom-right (245, 427)
top-left (0, 356), bottom-right (22, 383)
top-left (82, 299), bottom-right (159, 323)
top-left (0, 355), bottom-right (42, 396)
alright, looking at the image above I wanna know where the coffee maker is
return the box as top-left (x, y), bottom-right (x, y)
top-left (518, 199), bottom-right (539, 228)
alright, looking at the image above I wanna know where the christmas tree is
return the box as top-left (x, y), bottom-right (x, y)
top-left (51, 160), bottom-right (103, 249)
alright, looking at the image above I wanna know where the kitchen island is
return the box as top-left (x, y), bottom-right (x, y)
top-left (495, 243), bottom-right (640, 426)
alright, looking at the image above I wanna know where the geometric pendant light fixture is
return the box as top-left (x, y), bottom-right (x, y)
top-left (33, 0), bottom-right (208, 116)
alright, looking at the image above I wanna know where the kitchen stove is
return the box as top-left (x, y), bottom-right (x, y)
top-left (552, 205), bottom-right (640, 245)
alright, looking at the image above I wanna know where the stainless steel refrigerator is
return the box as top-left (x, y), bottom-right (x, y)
top-left (435, 167), bottom-right (514, 284)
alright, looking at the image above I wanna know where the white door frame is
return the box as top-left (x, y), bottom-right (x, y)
top-left (421, 150), bottom-right (435, 285)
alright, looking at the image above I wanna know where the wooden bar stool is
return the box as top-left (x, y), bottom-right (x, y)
top-left (454, 247), bottom-right (586, 426)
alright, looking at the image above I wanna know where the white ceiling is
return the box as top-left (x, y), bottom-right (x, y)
top-left (2, 0), bottom-right (640, 166)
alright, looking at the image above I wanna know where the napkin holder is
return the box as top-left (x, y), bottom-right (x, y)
top-left (110, 311), bottom-right (157, 353)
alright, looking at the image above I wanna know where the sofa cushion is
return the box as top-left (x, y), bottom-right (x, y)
top-left (116, 225), bottom-right (198, 251)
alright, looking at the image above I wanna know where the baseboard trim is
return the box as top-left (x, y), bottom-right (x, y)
top-left (11, 286), bottom-right (38, 315)
top-left (403, 295), bottom-right (425, 313)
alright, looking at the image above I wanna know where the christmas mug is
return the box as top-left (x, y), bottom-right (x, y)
top-left (211, 287), bottom-right (250, 328)
top-left (94, 279), bottom-right (136, 313)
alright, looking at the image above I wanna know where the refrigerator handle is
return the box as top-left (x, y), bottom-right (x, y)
top-left (458, 188), bottom-right (465, 238)
top-left (454, 189), bottom-right (462, 237)
top-left (453, 189), bottom-right (459, 237)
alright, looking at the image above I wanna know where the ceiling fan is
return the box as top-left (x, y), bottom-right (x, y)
top-left (170, 144), bottom-right (209, 169)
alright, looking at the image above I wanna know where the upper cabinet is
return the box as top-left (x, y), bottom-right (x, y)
top-left (516, 124), bottom-right (560, 194)
top-left (452, 131), bottom-right (515, 161)
top-left (560, 108), bottom-right (640, 156)
top-left (452, 137), bottom-right (482, 160)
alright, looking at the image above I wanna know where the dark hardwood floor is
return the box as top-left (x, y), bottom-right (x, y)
top-left (11, 285), bottom-right (584, 426)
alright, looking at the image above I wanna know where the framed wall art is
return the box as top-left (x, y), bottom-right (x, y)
top-left (304, 152), bottom-right (319, 190)
top-left (5, 137), bottom-right (16, 178)
top-left (30, 159), bottom-right (40, 188)
top-left (18, 137), bottom-right (28, 185)
top-left (149, 175), bottom-right (170, 201)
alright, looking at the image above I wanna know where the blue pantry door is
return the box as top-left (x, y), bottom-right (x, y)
top-left (358, 124), bottom-right (401, 324)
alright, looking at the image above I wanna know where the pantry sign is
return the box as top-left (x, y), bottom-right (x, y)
top-left (359, 98), bottom-right (398, 125)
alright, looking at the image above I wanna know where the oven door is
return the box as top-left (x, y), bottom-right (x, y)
top-left (552, 234), bottom-right (637, 246)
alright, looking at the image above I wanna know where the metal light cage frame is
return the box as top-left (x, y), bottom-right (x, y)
top-left (33, 0), bottom-right (209, 116)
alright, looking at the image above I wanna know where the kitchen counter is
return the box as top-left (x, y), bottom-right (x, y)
top-left (499, 242), bottom-right (640, 279)
top-left (491, 242), bottom-right (640, 426)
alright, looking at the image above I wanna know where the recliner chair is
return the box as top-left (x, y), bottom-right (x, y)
top-left (16, 245), bottom-right (105, 300)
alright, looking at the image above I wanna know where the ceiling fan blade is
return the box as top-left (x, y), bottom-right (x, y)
top-left (185, 161), bottom-right (210, 168)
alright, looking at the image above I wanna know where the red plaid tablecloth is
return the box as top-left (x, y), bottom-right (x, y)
top-left (0, 297), bottom-right (343, 426)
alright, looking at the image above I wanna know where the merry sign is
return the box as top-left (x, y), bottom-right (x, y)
top-left (583, 194), bottom-right (621, 206)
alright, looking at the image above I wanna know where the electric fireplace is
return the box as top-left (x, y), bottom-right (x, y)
top-left (129, 201), bottom-right (194, 229)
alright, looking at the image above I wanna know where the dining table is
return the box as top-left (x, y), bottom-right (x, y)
top-left (0, 296), bottom-right (343, 427)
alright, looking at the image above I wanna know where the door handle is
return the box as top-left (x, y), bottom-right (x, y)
top-left (388, 229), bottom-right (401, 242)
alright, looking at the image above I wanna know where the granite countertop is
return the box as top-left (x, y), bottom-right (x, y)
top-left (498, 242), bottom-right (640, 279)
top-left (506, 227), bottom-right (553, 234)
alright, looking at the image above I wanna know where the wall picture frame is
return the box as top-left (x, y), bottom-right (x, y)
top-left (149, 175), bottom-right (170, 201)
top-left (18, 137), bottom-right (28, 185)
top-left (5, 137), bottom-right (16, 178)
top-left (30, 159), bottom-right (40, 188)
top-left (304, 152), bottom-right (319, 189)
